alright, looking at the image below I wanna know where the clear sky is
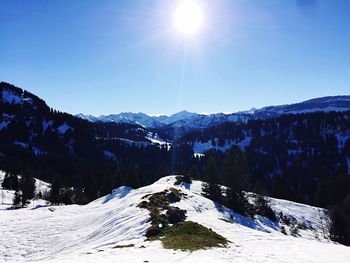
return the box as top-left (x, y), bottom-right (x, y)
top-left (0, 0), bottom-right (349, 116)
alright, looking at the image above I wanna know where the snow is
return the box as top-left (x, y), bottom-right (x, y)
top-left (194, 153), bottom-right (205, 158)
top-left (287, 149), bottom-right (303, 155)
top-left (13, 141), bottom-right (44, 156)
top-left (1, 89), bottom-right (33, 105)
top-left (269, 197), bottom-right (329, 241)
top-left (42, 120), bottom-right (53, 134)
top-left (116, 137), bottom-right (151, 147)
top-left (33, 147), bottom-right (43, 155)
top-left (157, 110), bottom-right (199, 124)
top-left (1, 89), bottom-right (22, 104)
top-left (74, 114), bottom-right (98, 122)
top-left (286, 106), bottom-right (350, 114)
top-left (80, 112), bottom-right (165, 128)
top-left (146, 136), bottom-right (168, 145)
top-left (335, 132), bottom-right (350, 152)
top-left (236, 136), bottom-right (252, 149)
top-left (0, 121), bottom-right (9, 131)
top-left (21, 98), bottom-right (33, 104)
top-left (192, 140), bottom-right (214, 154)
top-left (14, 141), bottom-right (28, 148)
top-left (192, 137), bottom-right (252, 154)
top-left (103, 151), bottom-right (117, 161)
top-left (57, 123), bottom-right (73, 134)
top-left (145, 132), bottom-right (170, 147)
top-left (102, 186), bottom-right (133, 203)
top-left (115, 135), bottom-right (170, 149)
top-left (0, 175), bottom-right (349, 263)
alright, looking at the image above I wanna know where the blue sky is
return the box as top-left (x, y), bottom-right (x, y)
top-left (0, 0), bottom-right (349, 115)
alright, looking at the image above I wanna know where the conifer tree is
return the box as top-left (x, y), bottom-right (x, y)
top-left (125, 165), bottom-right (140, 189)
top-left (202, 157), bottom-right (222, 203)
top-left (187, 165), bottom-right (200, 181)
top-left (329, 205), bottom-right (350, 245)
top-left (223, 147), bottom-right (250, 215)
top-left (2, 172), bottom-right (19, 191)
top-left (12, 190), bottom-right (22, 209)
top-left (20, 173), bottom-right (35, 207)
top-left (49, 177), bottom-right (62, 205)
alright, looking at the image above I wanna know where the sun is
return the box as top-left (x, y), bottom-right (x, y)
top-left (173, 1), bottom-right (204, 35)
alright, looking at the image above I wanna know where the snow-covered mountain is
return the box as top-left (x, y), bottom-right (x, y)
top-left (76, 110), bottom-right (249, 130)
top-left (245, 95), bottom-right (350, 119)
top-left (77, 95), bottom-right (350, 130)
top-left (98, 112), bottom-right (164, 128)
top-left (154, 110), bottom-right (200, 124)
top-left (1, 175), bottom-right (349, 263)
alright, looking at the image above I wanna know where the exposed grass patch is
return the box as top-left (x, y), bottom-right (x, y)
top-left (138, 188), bottom-right (187, 238)
top-left (138, 189), bottom-right (229, 251)
top-left (161, 221), bottom-right (228, 251)
top-left (112, 244), bottom-right (135, 249)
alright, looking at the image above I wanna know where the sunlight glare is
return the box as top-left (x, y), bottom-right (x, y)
top-left (173, 1), bottom-right (203, 35)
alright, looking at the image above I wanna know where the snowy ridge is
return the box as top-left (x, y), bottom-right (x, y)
top-left (1, 175), bottom-right (349, 262)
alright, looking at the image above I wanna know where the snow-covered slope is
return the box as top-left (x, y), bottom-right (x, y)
top-left (76, 96), bottom-right (350, 130)
top-left (1, 175), bottom-right (349, 263)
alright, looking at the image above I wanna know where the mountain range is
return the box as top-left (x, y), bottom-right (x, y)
top-left (76, 95), bottom-right (350, 130)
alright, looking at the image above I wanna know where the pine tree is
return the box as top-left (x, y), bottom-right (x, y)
top-left (72, 186), bottom-right (88, 205)
top-left (253, 194), bottom-right (276, 221)
top-left (2, 172), bottom-right (19, 191)
top-left (202, 157), bottom-right (222, 203)
top-left (125, 165), bottom-right (140, 189)
top-left (12, 190), bottom-right (22, 209)
top-left (223, 147), bottom-right (250, 215)
top-left (100, 171), bottom-right (113, 195)
top-left (20, 173), bottom-right (35, 207)
top-left (223, 147), bottom-right (250, 192)
top-left (329, 205), bottom-right (350, 245)
top-left (187, 165), bottom-right (200, 181)
top-left (49, 177), bottom-right (62, 205)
